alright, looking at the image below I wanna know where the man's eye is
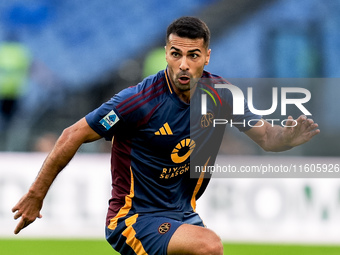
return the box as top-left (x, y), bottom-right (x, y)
top-left (191, 54), bottom-right (199, 59)
top-left (171, 52), bottom-right (180, 57)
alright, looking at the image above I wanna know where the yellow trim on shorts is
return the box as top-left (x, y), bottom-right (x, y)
top-left (122, 214), bottom-right (148, 255)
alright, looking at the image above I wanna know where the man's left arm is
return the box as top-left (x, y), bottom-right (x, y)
top-left (245, 115), bottom-right (320, 152)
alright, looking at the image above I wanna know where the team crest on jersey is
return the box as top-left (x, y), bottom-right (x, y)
top-left (200, 112), bottom-right (214, 128)
top-left (158, 222), bottom-right (171, 234)
top-left (99, 110), bottom-right (119, 130)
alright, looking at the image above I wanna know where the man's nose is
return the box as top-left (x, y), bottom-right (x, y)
top-left (179, 57), bottom-right (189, 71)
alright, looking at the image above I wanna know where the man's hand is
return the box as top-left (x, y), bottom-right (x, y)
top-left (283, 115), bottom-right (320, 148)
top-left (11, 118), bottom-right (102, 235)
top-left (12, 192), bottom-right (43, 234)
top-left (246, 115), bottom-right (320, 152)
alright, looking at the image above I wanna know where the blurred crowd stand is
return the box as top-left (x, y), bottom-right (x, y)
top-left (0, 33), bottom-right (31, 132)
top-left (0, 32), bottom-right (65, 151)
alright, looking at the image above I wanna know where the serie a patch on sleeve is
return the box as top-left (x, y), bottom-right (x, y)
top-left (99, 110), bottom-right (120, 130)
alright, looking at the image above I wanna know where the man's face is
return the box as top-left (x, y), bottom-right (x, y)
top-left (165, 34), bottom-right (211, 92)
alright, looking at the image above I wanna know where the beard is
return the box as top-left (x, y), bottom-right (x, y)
top-left (173, 71), bottom-right (199, 92)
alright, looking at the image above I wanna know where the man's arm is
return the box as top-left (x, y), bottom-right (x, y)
top-left (245, 115), bottom-right (320, 152)
top-left (12, 117), bottom-right (102, 234)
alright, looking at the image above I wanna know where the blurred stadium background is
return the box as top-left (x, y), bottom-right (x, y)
top-left (0, 0), bottom-right (340, 254)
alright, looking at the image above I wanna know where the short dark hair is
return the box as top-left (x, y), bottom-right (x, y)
top-left (166, 16), bottom-right (210, 48)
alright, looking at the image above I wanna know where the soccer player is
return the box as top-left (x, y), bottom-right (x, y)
top-left (12, 17), bottom-right (319, 255)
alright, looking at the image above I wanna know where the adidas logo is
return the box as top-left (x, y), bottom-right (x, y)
top-left (155, 122), bottom-right (173, 135)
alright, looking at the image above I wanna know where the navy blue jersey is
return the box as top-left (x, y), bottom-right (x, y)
top-left (85, 69), bottom-right (260, 229)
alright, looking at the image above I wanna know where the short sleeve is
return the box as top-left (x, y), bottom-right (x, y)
top-left (85, 85), bottom-right (144, 140)
top-left (85, 99), bottom-right (124, 141)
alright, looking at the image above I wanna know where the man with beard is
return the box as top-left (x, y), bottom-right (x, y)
top-left (13, 17), bottom-right (319, 255)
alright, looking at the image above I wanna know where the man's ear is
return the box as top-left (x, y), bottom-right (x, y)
top-left (205, 49), bottom-right (211, 65)
top-left (164, 45), bottom-right (168, 62)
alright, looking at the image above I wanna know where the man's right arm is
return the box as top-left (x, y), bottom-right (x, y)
top-left (12, 117), bottom-right (102, 234)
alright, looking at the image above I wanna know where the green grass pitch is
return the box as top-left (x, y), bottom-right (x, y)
top-left (1, 239), bottom-right (340, 255)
